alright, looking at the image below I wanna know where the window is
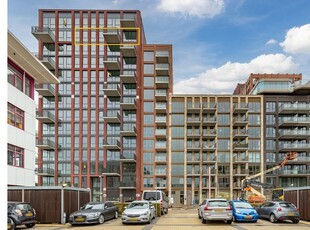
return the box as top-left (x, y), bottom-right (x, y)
top-left (7, 103), bottom-right (24, 130)
top-left (8, 144), bottom-right (24, 167)
top-left (266, 102), bottom-right (276, 112)
top-left (8, 65), bottom-right (34, 99)
top-left (144, 64), bottom-right (154, 74)
top-left (144, 51), bottom-right (154, 62)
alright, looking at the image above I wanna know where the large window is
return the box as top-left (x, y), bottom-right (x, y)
top-left (8, 65), bottom-right (34, 99)
top-left (8, 144), bottom-right (24, 167)
top-left (7, 103), bottom-right (24, 130)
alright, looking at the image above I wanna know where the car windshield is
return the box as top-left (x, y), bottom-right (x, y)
top-left (127, 202), bottom-right (149, 209)
top-left (208, 200), bottom-right (228, 207)
top-left (143, 192), bottom-right (161, 201)
top-left (234, 202), bottom-right (253, 209)
top-left (82, 204), bottom-right (104, 210)
top-left (279, 203), bottom-right (295, 208)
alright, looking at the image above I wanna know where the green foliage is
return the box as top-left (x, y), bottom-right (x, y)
top-left (114, 202), bottom-right (129, 215)
top-left (154, 203), bottom-right (162, 217)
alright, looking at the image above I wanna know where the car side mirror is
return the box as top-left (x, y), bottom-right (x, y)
top-left (124, 207), bottom-right (127, 210)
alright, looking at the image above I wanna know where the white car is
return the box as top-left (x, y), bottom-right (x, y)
top-left (122, 201), bottom-right (156, 224)
top-left (198, 198), bottom-right (233, 224)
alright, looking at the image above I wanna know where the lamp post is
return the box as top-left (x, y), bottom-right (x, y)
top-left (61, 183), bottom-right (67, 224)
top-left (99, 175), bottom-right (103, 202)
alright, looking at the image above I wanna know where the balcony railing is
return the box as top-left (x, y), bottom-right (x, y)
top-left (279, 103), bottom-right (310, 114)
top-left (35, 168), bottom-right (55, 176)
top-left (233, 156), bottom-right (249, 163)
top-left (279, 169), bottom-right (310, 175)
top-left (155, 76), bottom-right (169, 88)
top-left (279, 129), bottom-right (310, 138)
top-left (35, 83), bottom-right (56, 97)
top-left (31, 26), bottom-right (55, 43)
top-left (34, 54), bottom-right (56, 70)
top-left (279, 117), bottom-right (310, 126)
top-left (279, 143), bottom-right (310, 150)
top-left (120, 181), bottom-right (136, 188)
top-left (102, 167), bottom-right (120, 176)
top-left (155, 169), bottom-right (167, 175)
top-left (155, 155), bottom-right (167, 162)
top-left (120, 153), bottom-right (136, 162)
top-left (103, 139), bottom-right (121, 149)
top-left (233, 169), bottom-right (249, 175)
top-left (36, 138), bottom-right (57, 150)
top-left (155, 142), bottom-right (166, 149)
top-left (36, 110), bottom-right (56, 124)
top-left (233, 103), bottom-right (248, 113)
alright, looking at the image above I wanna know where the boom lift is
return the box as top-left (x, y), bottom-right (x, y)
top-left (240, 152), bottom-right (297, 203)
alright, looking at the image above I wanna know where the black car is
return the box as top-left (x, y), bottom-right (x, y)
top-left (8, 202), bottom-right (36, 230)
top-left (69, 201), bottom-right (119, 225)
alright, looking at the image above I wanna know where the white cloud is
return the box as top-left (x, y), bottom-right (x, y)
top-left (280, 24), bottom-right (310, 54)
top-left (157, 0), bottom-right (225, 18)
top-left (266, 39), bottom-right (277, 45)
top-left (174, 54), bottom-right (299, 94)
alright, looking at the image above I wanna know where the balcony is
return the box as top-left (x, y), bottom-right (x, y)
top-left (32, 26), bottom-right (55, 43)
top-left (103, 139), bottom-right (121, 150)
top-left (155, 155), bottom-right (167, 164)
top-left (292, 156), bottom-right (310, 163)
top-left (233, 156), bottom-right (249, 164)
top-left (187, 158), bottom-right (200, 164)
top-left (279, 103), bottom-right (310, 114)
top-left (155, 51), bottom-right (169, 63)
top-left (155, 64), bottom-right (169, 76)
top-left (120, 125), bottom-right (137, 137)
top-left (187, 132), bottom-right (201, 138)
top-left (279, 129), bottom-right (310, 139)
top-left (279, 117), bottom-right (310, 127)
top-left (187, 171), bottom-right (200, 176)
top-left (102, 29), bottom-right (121, 44)
top-left (218, 183), bottom-right (230, 188)
top-left (120, 181), bottom-right (136, 189)
top-left (103, 83), bottom-right (121, 97)
top-left (202, 117), bottom-right (217, 126)
top-left (202, 103), bottom-right (216, 114)
top-left (279, 169), bottom-right (310, 176)
top-left (279, 143), bottom-right (310, 151)
top-left (120, 16), bottom-right (136, 27)
top-left (233, 130), bottom-right (248, 139)
top-left (35, 83), bottom-right (56, 97)
top-left (202, 168), bottom-right (217, 175)
top-left (103, 57), bottom-right (121, 70)
top-left (202, 144), bottom-right (216, 152)
top-left (120, 97), bottom-right (136, 110)
top-left (233, 117), bottom-right (248, 127)
top-left (120, 45), bottom-right (136, 57)
top-left (233, 142), bottom-right (248, 151)
top-left (120, 153), bottom-right (136, 162)
top-left (155, 76), bottom-right (169, 88)
top-left (36, 110), bottom-right (56, 124)
top-left (35, 168), bottom-right (56, 177)
top-left (155, 142), bottom-right (166, 150)
top-left (155, 89), bottom-right (167, 101)
top-left (155, 129), bottom-right (167, 138)
top-left (233, 103), bottom-right (248, 114)
top-left (233, 169), bottom-right (249, 176)
top-left (36, 138), bottom-right (57, 150)
top-left (203, 156), bottom-right (217, 163)
top-left (102, 111), bottom-right (121, 123)
top-left (155, 116), bottom-right (167, 126)
top-left (187, 118), bottom-right (201, 125)
top-left (102, 167), bottom-right (120, 176)
top-left (187, 103), bottom-right (201, 114)
top-left (120, 71), bottom-right (137, 83)
top-left (187, 144), bottom-right (200, 151)
top-left (155, 102), bottom-right (167, 114)
top-left (155, 169), bottom-right (167, 176)
top-left (35, 54), bottom-right (56, 70)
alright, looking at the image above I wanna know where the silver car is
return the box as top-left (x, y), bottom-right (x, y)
top-left (122, 201), bottom-right (156, 224)
top-left (256, 201), bottom-right (300, 223)
top-left (198, 198), bottom-right (233, 224)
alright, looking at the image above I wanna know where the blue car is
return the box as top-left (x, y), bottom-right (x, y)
top-left (230, 201), bottom-right (258, 222)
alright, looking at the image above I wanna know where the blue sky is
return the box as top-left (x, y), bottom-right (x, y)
top-left (7, 0), bottom-right (310, 94)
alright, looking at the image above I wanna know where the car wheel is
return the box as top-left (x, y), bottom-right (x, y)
top-left (9, 218), bottom-right (16, 230)
top-left (202, 218), bottom-right (206, 224)
top-left (292, 219), bottom-right (299, 224)
top-left (98, 214), bottom-right (105, 224)
top-left (114, 211), bottom-right (118, 219)
top-left (147, 215), bottom-right (151, 224)
top-left (25, 223), bottom-right (35, 228)
top-left (270, 214), bottom-right (277, 223)
top-left (226, 220), bottom-right (232, 224)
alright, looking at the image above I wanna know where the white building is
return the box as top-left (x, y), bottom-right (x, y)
top-left (7, 31), bottom-right (59, 186)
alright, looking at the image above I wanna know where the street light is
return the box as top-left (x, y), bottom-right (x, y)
top-left (99, 175), bottom-right (103, 202)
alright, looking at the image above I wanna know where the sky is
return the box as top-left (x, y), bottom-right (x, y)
top-left (7, 0), bottom-right (310, 94)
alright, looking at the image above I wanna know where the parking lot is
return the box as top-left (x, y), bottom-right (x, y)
top-left (19, 208), bottom-right (310, 230)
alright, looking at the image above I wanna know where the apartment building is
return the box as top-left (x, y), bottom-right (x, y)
top-left (33, 10), bottom-right (172, 201)
top-left (234, 74), bottom-right (310, 188)
top-left (7, 31), bottom-right (59, 186)
top-left (169, 95), bottom-right (264, 205)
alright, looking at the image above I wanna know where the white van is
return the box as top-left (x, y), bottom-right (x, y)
top-left (142, 190), bottom-right (169, 215)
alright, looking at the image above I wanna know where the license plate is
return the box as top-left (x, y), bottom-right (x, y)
top-left (215, 209), bottom-right (223, 212)
top-left (245, 215), bottom-right (252, 219)
top-left (129, 218), bottom-right (138, 221)
top-left (75, 217), bottom-right (85, 222)
top-left (25, 213), bottom-right (33, 217)
top-left (288, 212), bottom-right (295, 216)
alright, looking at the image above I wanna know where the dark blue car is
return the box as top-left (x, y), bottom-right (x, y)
top-left (230, 201), bottom-right (258, 222)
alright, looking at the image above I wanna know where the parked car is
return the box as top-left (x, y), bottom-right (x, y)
top-left (142, 190), bottom-right (169, 215)
top-left (122, 200), bottom-right (156, 224)
top-left (7, 202), bottom-right (36, 230)
top-left (256, 201), bottom-right (300, 223)
top-left (229, 200), bottom-right (258, 222)
top-left (69, 201), bottom-right (118, 225)
top-left (198, 198), bottom-right (233, 224)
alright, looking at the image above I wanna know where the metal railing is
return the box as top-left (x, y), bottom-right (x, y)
top-left (31, 26), bottom-right (55, 41)
top-left (36, 110), bottom-right (55, 121)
